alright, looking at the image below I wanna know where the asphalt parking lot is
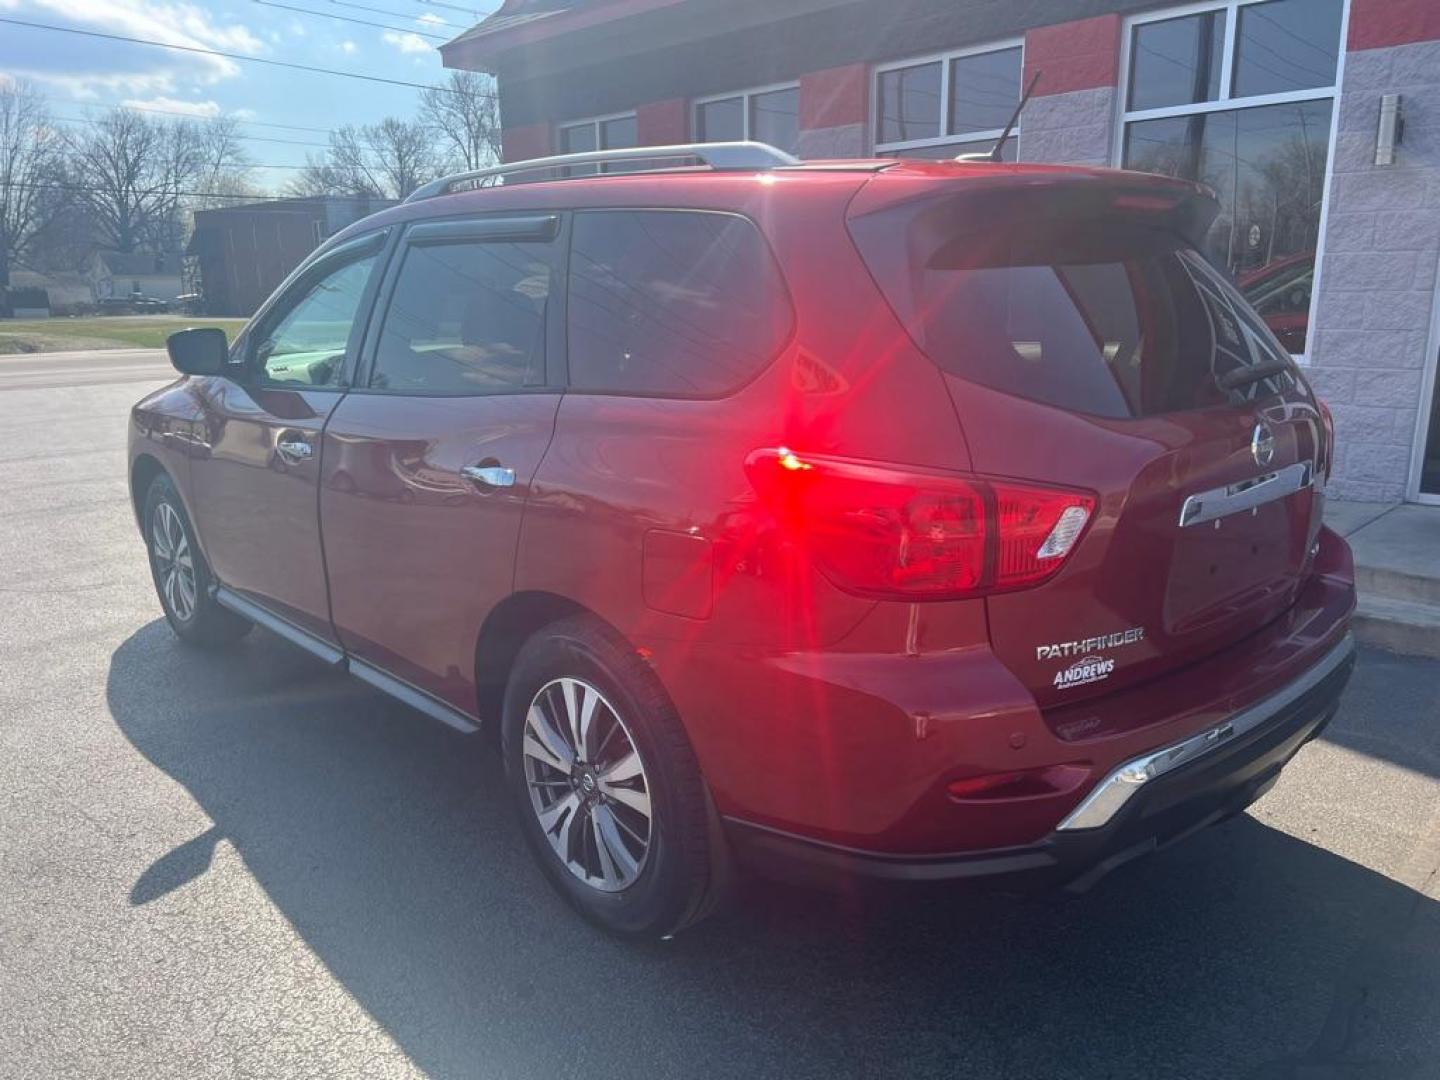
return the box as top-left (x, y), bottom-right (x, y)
top-left (2, 348), bottom-right (1438, 1080)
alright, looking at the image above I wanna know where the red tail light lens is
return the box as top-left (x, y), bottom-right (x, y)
top-left (745, 448), bottom-right (1095, 600)
top-left (946, 763), bottom-right (1091, 802)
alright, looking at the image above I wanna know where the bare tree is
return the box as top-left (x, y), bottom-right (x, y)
top-left (191, 117), bottom-right (257, 208)
top-left (287, 117), bottom-right (441, 200)
top-left (420, 70), bottom-right (502, 172)
top-left (0, 78), bottom-right (66, 288)
top-left (65, 109), bottom-right (165, 254)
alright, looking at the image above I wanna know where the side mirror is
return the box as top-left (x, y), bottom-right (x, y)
top-left (166, 327), bottom-right (229, 376)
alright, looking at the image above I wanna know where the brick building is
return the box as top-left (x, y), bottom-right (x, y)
top-left (441, 0), bottom-right (1440, 505)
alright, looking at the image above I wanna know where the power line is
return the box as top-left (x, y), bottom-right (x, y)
top-left (331, 0), bottom-right (462, 30)
top-left (58, 101), bottom-right (336, 135)
top-left (50, 114), bottom-right (333, 150)
top-left (418, 0), bottom-right (482, 16)
top-left (0, 16), bottom-right (446, 93)
top-left (250, 0), bottom-right (447, 40)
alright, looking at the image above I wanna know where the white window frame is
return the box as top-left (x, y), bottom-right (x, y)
top-left (871, 38), bottom-right (1024, 157)
top-left (556, 110), bottom-right (639, 155)
top-left (1114, 0), bottom-right (1351, 363)
top-left (692, 81), bottom-right (801, 148)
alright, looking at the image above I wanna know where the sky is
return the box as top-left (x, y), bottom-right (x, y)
top-left (0, 0), bottom-right (497, 191)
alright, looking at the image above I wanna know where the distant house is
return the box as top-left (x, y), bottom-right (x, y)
top-left (187, 195), bottom-right (396, 317)
top-left (86, 251), bottom-right (185, 304)
top-left (7, 269), bottom-right (91, 316)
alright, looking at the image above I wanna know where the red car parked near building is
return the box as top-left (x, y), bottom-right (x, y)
top-left (129, 143), bottom-right (1356, 938)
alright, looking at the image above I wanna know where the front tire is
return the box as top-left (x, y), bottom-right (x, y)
top-left (501, 615), bottom-right (721, 939)
top-left (142, 474), bottom-right (250, 648)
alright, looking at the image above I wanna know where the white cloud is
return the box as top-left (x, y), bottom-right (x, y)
top-left (416, 13), bottom-right (444, 26)
top-left (380, 30), bottom-right (432, 55)
top-left (339, 39), bottom-right (357, 55)
top-left (120, 94), bottom-right (221, 117)
top-left (0, 0), bottom-right (263, 96)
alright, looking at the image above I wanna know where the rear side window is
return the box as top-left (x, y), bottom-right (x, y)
top-left (566, 210), bottom-right (791, 396)
top-left (369, 241), bottom-right (550, 394)
top-left (854, 213), bottom-right (1297, 418)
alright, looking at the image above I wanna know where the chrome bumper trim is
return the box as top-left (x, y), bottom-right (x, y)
top-left (1055, 633), bottom-right (1355, 832)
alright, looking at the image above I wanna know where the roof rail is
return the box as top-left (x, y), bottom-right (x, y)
top-left (405, 141), bottom-right (801, 202)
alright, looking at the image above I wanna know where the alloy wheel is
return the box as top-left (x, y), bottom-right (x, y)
top-left (151, 502), bottom-right (198, 622)
top-left (522, 677), bottom-right (653, 893)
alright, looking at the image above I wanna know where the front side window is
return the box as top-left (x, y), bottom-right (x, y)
top-left (368, 240), bottom-right (550, 395)
top-left (255, 249), bottom-right (379, 388)
top-left (875, 43), bottom-right (1022, 160)
top-left (694, 85), bottom-right (800, 155)
top-left (567, 210), bottom-right (792, 397)
top-left (1121, 0), bottom-right (1343, 355)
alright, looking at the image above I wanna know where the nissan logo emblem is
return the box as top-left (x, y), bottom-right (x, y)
top-left (1251, 422), bottom-right (1276, 467)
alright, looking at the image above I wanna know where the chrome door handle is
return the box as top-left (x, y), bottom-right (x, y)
top-left (462, 464), bottom-right (516, 488)
top-left (276, 437), bottom-right (313, 464)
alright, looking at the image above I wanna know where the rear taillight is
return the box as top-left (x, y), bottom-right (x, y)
top-left (1318, 399), bottom-right (1335, 481)
top-left (744, 448), bottom-right (1095, 600)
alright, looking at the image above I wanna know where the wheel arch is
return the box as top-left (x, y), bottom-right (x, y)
top-left (130, 453), bottom-right (169, 529)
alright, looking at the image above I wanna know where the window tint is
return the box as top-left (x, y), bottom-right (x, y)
top-left (369, 240), bottom-right (550, 394)
top-left (949, 47), bottom-right (1021, 136)
top-left (750, 87), bottom-right (799, 155)
top-left (877, 61), bottom-right (942, 143)
top-left (559, 123), bottom-right (597, 155)
top-left (1128, 11), bottom-right (1226, 111)
top-left (1233, 0), bottom-right (1342, 97)
top-left (696, 96), bottom-right (744, 143)
top-left (854, 220), bottom-right (1297, 419)
top-left (567, 211), bottom-right (791, 396)
top-left (600, 114), bottom-right (637, 149)
top-left (257, 251), bottom-right (378, 387)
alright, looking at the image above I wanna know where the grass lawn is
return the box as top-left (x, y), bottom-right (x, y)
top-left (0, 315), bottom-right (249, 354)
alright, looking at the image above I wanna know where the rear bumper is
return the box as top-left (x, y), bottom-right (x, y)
top-left (726, 632), bottom-right (1355, 890)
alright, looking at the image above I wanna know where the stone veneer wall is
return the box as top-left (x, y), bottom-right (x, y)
top-left (1308, 35), bottom-right (1440, 502)
top-left (1019, 86), bottom-right (1117, 166)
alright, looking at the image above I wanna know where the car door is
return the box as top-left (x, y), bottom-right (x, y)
top-left (191, 229), bottom-right (389, 647)
top-left (319, 214), bottom-right (564, 719)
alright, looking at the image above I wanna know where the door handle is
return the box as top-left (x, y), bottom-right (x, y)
top-left (461, 464), bottom-right (516, 488)
top-left (276, 436), bottom-right (313, 464)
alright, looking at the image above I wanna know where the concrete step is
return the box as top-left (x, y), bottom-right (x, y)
top-left (1356, 562), bottom-right (1440, 606)
top-left (1353, 593), bottom-right (1440, 660)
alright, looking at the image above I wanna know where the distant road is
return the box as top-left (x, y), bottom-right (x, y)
top-left (0, 348), bottom-right (174, 391)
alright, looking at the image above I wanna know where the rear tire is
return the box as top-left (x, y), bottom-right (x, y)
top-left (501, 615), bottom-right (722, 939)
top-left (142, 474), bottom-right (251, 648)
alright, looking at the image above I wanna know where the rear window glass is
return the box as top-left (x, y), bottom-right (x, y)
top-left (859, 218), bottom-right (1296, 418)
top-left (567, 210), bottom-right (792, 396)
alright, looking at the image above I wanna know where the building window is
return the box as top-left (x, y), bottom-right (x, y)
top-left (873, 42), bottom-right (1023, 160)
top-left (694, 84), bottom-right (800, 156)
top-left (556, 113), bottom-right (638, 172)
top-left (1119, 0), bottom-right (1344, 356)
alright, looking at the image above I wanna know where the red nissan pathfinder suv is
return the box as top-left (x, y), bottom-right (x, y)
top-left (129, 142), bottom-right (1356, 939)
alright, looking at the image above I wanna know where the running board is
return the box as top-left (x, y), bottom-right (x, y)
top-left (348, 659), bottom-right (481, 734)
top-left (215, 587), bottom-right (344, 666)
top-left (212, 587), bottom-right (481, 734)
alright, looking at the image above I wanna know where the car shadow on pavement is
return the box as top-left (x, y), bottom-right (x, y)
top-left (107, 622), bottom-right (1439, 1080)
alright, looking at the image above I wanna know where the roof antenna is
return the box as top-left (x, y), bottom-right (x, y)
top-left (986, 70), bottom-right (1041, 163)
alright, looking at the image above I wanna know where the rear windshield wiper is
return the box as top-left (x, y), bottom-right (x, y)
top-left (1219, 357), bottom-right (1292, 391)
